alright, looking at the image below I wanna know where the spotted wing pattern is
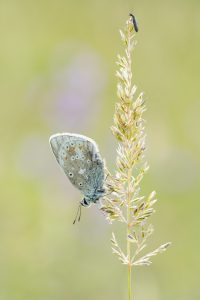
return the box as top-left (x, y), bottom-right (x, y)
top-left (49, 133), bottom-right (105, 198)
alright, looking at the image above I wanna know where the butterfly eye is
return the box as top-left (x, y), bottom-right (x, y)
top-left (79, 182), bottom-right (83, 187)
top-left (71, 156), bottom-right (75, 160)
top-left (81, 155), bottom-right (85, 160)
top-left (66, 145), bottom-right (69, 150)
top-left (70, 142), bottom-right (74, 146)
top-left (75, 154), bottom-right (79, 159)
top-left (69, 172), bottom-right (73, 177)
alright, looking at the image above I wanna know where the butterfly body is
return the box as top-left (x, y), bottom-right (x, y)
top-left (49, 133), bottom-right (105, 207)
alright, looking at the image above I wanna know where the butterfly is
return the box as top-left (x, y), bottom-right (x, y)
top-left (49, 133), bottom-right (106, 222)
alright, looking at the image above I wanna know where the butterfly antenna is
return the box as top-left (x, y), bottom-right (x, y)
top-left (73, 203), bottom-right (82, 224)
top-left (78, 204), bottom-right (82, 222)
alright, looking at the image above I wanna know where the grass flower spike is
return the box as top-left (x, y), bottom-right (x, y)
top-left (101, 15), bottom-right (171, 300)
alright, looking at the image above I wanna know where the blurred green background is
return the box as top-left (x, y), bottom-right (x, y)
top-left (0, 0), bottom-right (200, 299)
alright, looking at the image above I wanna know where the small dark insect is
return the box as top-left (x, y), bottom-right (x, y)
top-left (129, 13), bottom-right (139, 32)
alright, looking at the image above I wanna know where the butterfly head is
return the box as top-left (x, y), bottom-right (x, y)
top-left (80, 197), bottom-right (90, 207)
top-left (80, 188), bottom-right (106, 207)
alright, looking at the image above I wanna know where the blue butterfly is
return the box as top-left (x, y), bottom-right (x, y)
top-left (49, 133), bottom-right (106, 222)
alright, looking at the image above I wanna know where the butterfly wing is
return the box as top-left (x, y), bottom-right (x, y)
top-left (49, 133), bottom-right (105, 197)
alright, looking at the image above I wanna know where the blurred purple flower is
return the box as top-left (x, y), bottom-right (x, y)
top-left (43, 51), bottom-right (107, 131)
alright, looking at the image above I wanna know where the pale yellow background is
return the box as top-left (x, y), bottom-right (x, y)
top-left (0, 0), bottom-right (199, 299)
